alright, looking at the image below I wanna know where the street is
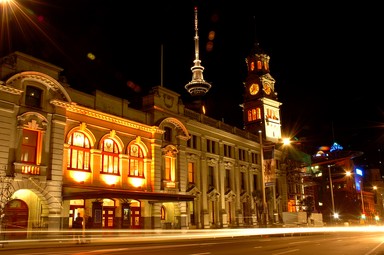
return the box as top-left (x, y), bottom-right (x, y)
top-left (1, 227), bottom-right (384, 255)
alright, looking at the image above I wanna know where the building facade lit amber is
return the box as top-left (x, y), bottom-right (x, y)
top-left (0, 51), bottom-right (296, 232)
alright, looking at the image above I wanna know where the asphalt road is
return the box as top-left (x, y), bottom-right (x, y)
top-left (2, 228), bottom-right (384, 255)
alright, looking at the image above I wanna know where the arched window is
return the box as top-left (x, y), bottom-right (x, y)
top-left (257, 60), bottom-right (262, 70)
top-left (25, 86), bottom-right (43, 108)
top-left (128, 144), bottom-right (144, 177)
top-left (67, 131), bottom-right (91, 171)
top-left (101, 138), bottom-right (120, 174)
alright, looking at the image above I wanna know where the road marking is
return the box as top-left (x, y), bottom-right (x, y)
top-left (273, 249), bottom-right (300, 255)
top-left (289, 241), bottom-right (310, 245)
top-left (364, 240), bottom-right (384, 255)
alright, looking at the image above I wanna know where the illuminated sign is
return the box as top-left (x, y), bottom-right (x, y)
top-left (356, 168), bottom-right (363, 176)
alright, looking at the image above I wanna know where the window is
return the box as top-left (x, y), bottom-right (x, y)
top-left (238, 148), bottom-right (246, 161)
top-left (187, 135), bottom-right (198, 149)
top-left (161, 206), bottom-right (166, 220)
top-left (101, 138), bottom-right (120, 174)
top-left (208, 166), bottom-right (214, 188)
top-left (224, 144), bottom-right (232, 158)
top-left (165, 156), bottom-right (175, 181)
top-left (241, 172), bottom-right (245, 190)
top-left (248, 108), bottom-right (261, 122)
top-left (225, 169), bottom-right (231, 190)
top-left (253, 174), bottom-right (258, 191)
top-left (188, 162), bottom-right (195, 184)
top-left (164, 127), bottom-right (172, 142)
top-left (21, 129), bottom-right (39, 164)
top-left (264, 61), bottom-right (269, 71)
top-left (257, 60), bottom-right (262, 70)
top-left (206, 139), bottom-right (216, 153)
top-left (251, 152), bottom-right (258, 164)
top-left (163, 145), bottom-right (177, 186)
top-left (67, 131), bottom-right (91, 171)
top-left (25, 86), bottom-right (42, 108)
top-left (128, 144), bottom-right (144, 177)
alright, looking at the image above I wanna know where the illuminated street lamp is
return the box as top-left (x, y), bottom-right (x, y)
top-left (259, 130), bottom-right (268, 226)
top-left (360, 180), bottom-right (365, 217)
top-left (328, 165), bottom-right (336, 221)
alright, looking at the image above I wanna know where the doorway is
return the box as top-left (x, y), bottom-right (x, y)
top-left (3, 199), bottom-right (28, 239)
top-left (130, 207), bottom-right (141, 229)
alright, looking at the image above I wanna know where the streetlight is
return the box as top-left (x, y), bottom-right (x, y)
top-left (360, 180), bottom-right (365, 219)
top-left (259, 130), bottom-right (268, 226)
top-left (328, 165), bottom-right (336, 222)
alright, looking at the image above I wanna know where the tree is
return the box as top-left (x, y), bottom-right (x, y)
top-left (0, 176), bottom-right (12, 247)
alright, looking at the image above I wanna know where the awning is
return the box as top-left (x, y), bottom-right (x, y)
top-left (62, 184), bottom-right (196, 202)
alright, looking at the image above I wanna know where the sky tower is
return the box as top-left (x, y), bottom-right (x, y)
top-left (184, 6), bottom-right (212, 113)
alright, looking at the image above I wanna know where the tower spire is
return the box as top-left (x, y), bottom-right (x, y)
top-left (185, 6), bottom-right (212, 96)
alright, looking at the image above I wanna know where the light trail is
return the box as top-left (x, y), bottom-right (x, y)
top-left (1, 225), bottom-right (384, 246)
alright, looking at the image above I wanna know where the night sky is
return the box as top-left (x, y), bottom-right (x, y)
top-left (1, 0), bottom-right (384, 159)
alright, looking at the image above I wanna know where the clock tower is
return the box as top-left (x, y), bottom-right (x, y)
top-left (242, 42), bottom-right (282, 143)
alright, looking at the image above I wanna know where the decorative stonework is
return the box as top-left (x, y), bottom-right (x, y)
top-left (51, 100), bottom-right (159, 134)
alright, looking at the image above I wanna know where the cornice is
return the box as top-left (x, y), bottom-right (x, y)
top-left (0, 83), bottom-right (23, 95)
top-left (50, 100), bottom-right (160, 134)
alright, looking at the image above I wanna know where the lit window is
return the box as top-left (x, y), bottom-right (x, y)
top-left (161, 206), bottom-right (166, 220)
top-left (264, 61), bottom-right (269, 70)
top-left (101, 138), bottom-right (120, 174)
top-left (128, 144), bottom-right (144, 177)
top-left (67, 132), bottom-right (91, 171)
top-left (163, 146), bottom-right (177, 185)
top-left (256, 108), bottom-right (261, 119)
top-left (257, 60), bottom-right (262, 70)
top-left (21, 129), bottom-right (39, 164)
top-left (188, 162), bottom-right (195, 184)
top-left (165, 157), bottom-right (172, 180)
top-left (250, 61), bottom-right (255, 71)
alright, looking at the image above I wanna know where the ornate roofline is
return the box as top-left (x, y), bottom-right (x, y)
top-left (50, 100), bottom-right (160, 134)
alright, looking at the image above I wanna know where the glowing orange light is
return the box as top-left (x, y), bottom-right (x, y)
top-left (71, 171), bottom-right (88, 183)
top-left (130, 177), bottom-right (144, 188)
top-left (102, 174), bottom-right (118, 186)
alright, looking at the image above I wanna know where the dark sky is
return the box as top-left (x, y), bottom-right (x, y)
top-left (1, 0), bottom-right (384, 157)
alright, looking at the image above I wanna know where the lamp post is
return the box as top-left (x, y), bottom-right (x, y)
top-left (259, 130), bottom-right (268, 226)
top-left (360, 180), bottom-right (365, 217)
top-left (328, 165), bottom-right (335, 223)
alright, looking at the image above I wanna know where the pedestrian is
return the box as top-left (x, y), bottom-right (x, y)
top-left (73, 212), bottom-right (84, 244)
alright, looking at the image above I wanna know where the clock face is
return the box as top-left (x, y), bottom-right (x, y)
top-left (249, 83), bottom-right (259, 95)
top-left (264, 84), bottom-right (271, 95)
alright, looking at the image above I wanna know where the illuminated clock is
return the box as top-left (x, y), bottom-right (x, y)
top-left (249, 83), bottom-right (259, 95)
top-left (264, 84), bottom-right (271, 95)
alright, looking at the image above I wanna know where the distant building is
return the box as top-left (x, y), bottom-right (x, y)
top-left (310, 146), bottom-right (381, 225)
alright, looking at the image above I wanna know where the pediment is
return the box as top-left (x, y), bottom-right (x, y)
top-left (207, 187), bottom-right (220, 201)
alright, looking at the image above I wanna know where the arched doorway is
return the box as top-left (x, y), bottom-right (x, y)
top-left (3, 199), bottom-right (29, 239)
